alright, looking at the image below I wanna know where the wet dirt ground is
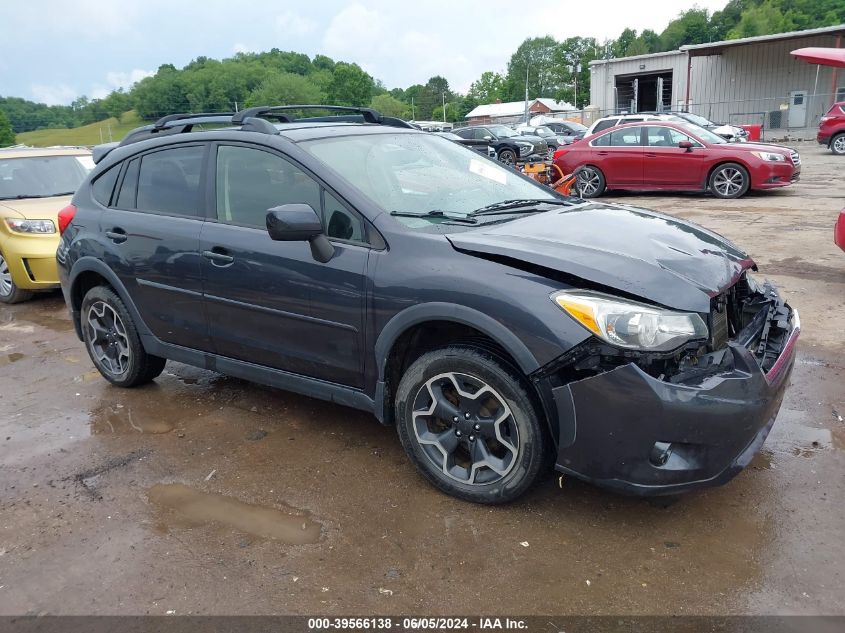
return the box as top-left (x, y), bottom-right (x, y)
top-left (1, 145), bottom-right (843, 616)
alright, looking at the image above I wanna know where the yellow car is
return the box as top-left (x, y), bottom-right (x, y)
top-left (0, 147), bottom-right (93, 303)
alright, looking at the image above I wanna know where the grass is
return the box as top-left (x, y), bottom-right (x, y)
top-left (16, 111), bottom-right (147, 147)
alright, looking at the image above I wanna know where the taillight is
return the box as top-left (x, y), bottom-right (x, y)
top-left (57, 204), bottom-right (76, 236)
top-left (553, 147), bottom-right (567, 160)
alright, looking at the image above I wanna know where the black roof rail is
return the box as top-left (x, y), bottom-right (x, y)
top-left (154, 112), bottom-right (236, 129)
top-left (232, 105), bottom-right (381, 125)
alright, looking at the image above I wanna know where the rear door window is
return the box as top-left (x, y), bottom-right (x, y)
top-left (609, 127), bottom-right (643, 146)
top-left (135, 146), bottom-right (205, 216)
top-left (114, 158), bottom-right (140, 209)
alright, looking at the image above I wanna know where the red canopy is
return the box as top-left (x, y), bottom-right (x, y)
top-left (791, 47), bottom-right (845, 68)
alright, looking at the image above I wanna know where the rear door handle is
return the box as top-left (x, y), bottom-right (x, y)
top-left (105, 228), bottom-right (127, 243)
top-left (202, 249), bottom-right (234, 266)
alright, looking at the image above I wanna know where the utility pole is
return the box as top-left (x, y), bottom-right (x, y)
top-left (411, 97), bottom-right (415, 120)
top-left (234, 101), bottom-right (239, 112)
top-left (524, 62), bottom-right (530, 124)
top-left (442, 92), bottom-right (446, 124)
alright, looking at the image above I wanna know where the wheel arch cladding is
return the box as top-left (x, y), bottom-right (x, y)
top-left (69, 257), bottom-right (152, 339)
top-left (373, 303), bottom-right (541, 424)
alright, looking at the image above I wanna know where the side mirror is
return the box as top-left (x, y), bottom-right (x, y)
top-left (266, 204), bottom-right (335, 263)
top-left (678, 140), bottom-right (694, 151)
top-left (483, 135), bottom-right (493, 141)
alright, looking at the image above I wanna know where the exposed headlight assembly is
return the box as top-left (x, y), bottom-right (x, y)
top-left (5, 218), bottom-right (56, 234)
top-left (751, 151), bottom-right (785, 162)
top-left (552, 290), bottom-right (708, 352)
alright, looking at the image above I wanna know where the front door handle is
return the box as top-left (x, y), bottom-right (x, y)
top-left (105, 228), bottom-right (127, 243)
top-left (202, 249), bottom-right (234, 266)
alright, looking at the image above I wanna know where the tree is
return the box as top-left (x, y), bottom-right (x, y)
top-left (0, 110), bottom-right (15, 147)
top-left (467, 71), bottom-right (506, 104)
top-left (431, 102), bottom-right (462, 123)
top-left (244, 72), bottom-right (323, 107)
top-left (369, 94), bottom-right (410, 118)
top-left (660, 8), bottom-right (712, 50)
top-left (504, 37), bottom-right (561, 102)
top-left (612, 28), bottom-right (638, 58)
top-left (327, 62), bottom-right (375, 106)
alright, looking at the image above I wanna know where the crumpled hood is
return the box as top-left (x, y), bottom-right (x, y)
top-left (446, 202), bottom-right (755, 313)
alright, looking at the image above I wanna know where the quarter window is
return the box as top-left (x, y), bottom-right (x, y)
top-left (91, 165), bottom-right (120, 206)
top-left (323, 191), bottom-right (364, 242)
top-left (135, 146), bottom-right (205, 216)
top-left (592, 119), bottom-right (618, 133)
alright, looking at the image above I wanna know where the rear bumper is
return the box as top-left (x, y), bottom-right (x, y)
top-left (0, 233), bottom-right (60, 290)
top-left (550, 308), bottom-right (799, 496)
top-left (817, 132), bottom-right (830, 145)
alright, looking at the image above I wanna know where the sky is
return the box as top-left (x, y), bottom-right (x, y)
top-left (0, 0), bottom-right (729, 105)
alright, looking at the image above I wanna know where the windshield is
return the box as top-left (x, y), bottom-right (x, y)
top-left (678, 112), bottom-right (714, 127)
top-left (0, 155), bottom-right (92, 199)
top-left (301, 133), bottom-right (556, 224)
top-left (678, 122), bottom-right (726, 144)
top-left (488, 125), bottom-right (518, 138)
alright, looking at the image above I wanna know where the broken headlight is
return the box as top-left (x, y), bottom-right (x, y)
top-left (552, 290), bottom-right (708, 352)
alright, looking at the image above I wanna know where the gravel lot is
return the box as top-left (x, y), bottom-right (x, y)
top-left (1, 143), bottom-right (842, 616)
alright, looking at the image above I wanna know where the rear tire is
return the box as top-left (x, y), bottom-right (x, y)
top-left (831, 133), bottom-right (845, 156)
top-left (395, 346), bottom-right (547, 504)
top-left (709, 162), bottom-right (750, 198)
top-left (497, 148), bottom-right (517, 166)
top-left (0, 252), bottom-right (34, 304)
top-left (576, 165), bottom-right (606, 198)
top-left (81, 286), bottom-right (166, 387)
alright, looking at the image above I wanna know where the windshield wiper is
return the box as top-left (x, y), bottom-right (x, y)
top-left (470, 198), bottom-right (575, 216)
top-left (0, 192), bottom-right (75, 200)
top-left (390, 210), bottom-right (478, 224)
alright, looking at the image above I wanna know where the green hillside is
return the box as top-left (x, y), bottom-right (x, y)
top-left (16, 111), bottom-right (146, 147)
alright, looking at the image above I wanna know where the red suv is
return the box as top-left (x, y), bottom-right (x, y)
top-left (818, 102), bottom-right (845, 155)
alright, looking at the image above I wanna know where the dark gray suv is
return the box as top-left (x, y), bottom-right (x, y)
top-left (57, 105), bottom-right (799, 504)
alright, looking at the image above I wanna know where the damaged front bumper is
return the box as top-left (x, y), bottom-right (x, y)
top-left (543, 293), bottom-right (800, 496)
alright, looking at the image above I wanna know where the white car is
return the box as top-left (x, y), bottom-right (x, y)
top-left (585, 113), bottom-right (677, 136)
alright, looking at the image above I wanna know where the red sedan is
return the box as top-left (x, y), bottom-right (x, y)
top-left (835, 209), bottom-right (845, 253)
top-left (553, 121), bottom-right (800, 199)
top-left (818, 101), bottom-right (845, 155)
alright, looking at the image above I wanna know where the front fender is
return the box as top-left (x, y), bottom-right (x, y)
top-left (372, 302), bottom-right (542, 423)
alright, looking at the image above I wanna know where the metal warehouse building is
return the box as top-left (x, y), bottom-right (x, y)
top-left (589, 24), bottom-right (845, 139)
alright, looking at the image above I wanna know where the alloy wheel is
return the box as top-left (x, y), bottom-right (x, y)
top-left (86, 301), bottom-right (131, 375)
top-left (834, 136), bottom-right (845, 154)
top-left (0, 255), bottom-right (11, 297)
top-left (411, 372), bottom-right (519, 485)
top-left (498, 151), bottom-right (515, 166)
top-left (713, 167), bottom-right (745, 196)
top-left (577, 168), bottom-right (601, 196)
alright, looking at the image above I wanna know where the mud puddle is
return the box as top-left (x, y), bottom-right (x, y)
top-left (148, 483), bottom-right (323, 544)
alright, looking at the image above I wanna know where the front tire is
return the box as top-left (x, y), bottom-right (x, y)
top-left (831, 133), bottom-right (845, 156)
top-left (0, 252), bottom-right (34, 304)
top-left (395, 346), bottom-right (547, 504)
top-left (709, 163), bottom-right (750, 198)
top-left (81, 286), bottom-right (166, 387)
